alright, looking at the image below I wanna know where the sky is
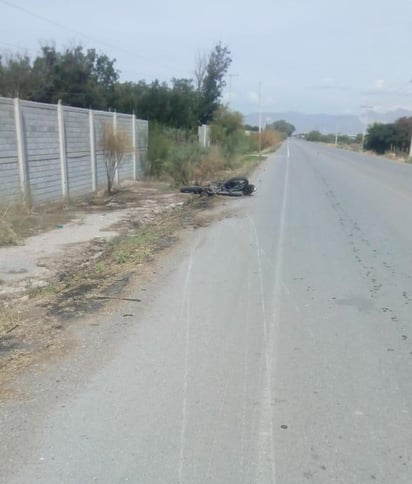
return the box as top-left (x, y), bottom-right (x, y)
top-left (1, 0), bottom-right (412, 116)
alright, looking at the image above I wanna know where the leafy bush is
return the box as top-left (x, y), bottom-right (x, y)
top-left (164, 142), bottom-right (205, 186)
top-left (146, 107), bottom-right (279, 187)
top-left (210, 108), bottom-right (259, 165)
top-left (148, 123), bottom-right (171, 177)
top-left (0, 220), bottom-right (19, 246)
top-left (365, 122), bottom-right (408, 155)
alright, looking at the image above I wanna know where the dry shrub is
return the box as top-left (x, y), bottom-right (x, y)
top-left (192, 146), bottom-right (226, 184)
top-left (0, 200), bottom-right (29, 246)
top-left (0, 199), bottom-right (75, 247)
top-left (101, 123), bottom-right (133, 194)
top-left (251, 129), bottom-right (284, 150)
top-left (0, 300), bottom-right (22, 335)
top-left (0, 219), bottom-right (19, 246)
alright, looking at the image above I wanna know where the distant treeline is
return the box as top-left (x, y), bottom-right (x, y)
top-left (304, 117), bottom-right (412, 156)
top-left (0, 42), bottom-right (232, 130)
top-left (304, 131), bottom-right (362, 145)
top-left (364, 117), bottom-right (412, 155)
top-left (0, 43), bottom-right (298, 185)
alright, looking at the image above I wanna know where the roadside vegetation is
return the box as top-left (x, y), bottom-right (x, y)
top-left (0, 200), bottom-right (74, 246)
top-left (0, 186), bottom-right (230, 384)
top-left (0, 42), bottom-right (288, 367)
top-left (305, 130), bottom-right (363, 147)
top-left (101, 123), bottom-right (133, 194)
top-left (363, 117), bottom-right (412, 159)
top-left (304, 116), bottom-right (412, 161)
top-left (0, 41), bottom-right (290, 380)
top-left (1, 41), bottom-right (289, 247)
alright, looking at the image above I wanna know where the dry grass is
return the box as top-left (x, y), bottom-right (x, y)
top-left (0, 194), bottom-right (214, 389)
top-left (192, 146), bottom-right (226, 184)
top-left (0, 145), bottom-right (281, 385)
top-left (0, 200), bottom-right (74, 247)
top-left (0, 300), bottom-right (22, 334)
top-left (100, 123), bottom-right (133, 194)
top-left (250, 129), bottom-right (284, 150)
top-left (0, 200), bottom-right (28, 246)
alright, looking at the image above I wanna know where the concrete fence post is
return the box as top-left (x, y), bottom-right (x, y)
top-left (13, 97), bottom-right (30, 205)
top-left (57, 100), bottom-right (69, 200)
top-left (89, 109), bottom-right (97, 191)
top-left (113, 110), bottom-right (119, 187)
top-left (132, 113), bottom-right (137, 180)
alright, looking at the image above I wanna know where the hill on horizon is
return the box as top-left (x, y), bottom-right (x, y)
top-left (243, 109), bottom-right (412, 135)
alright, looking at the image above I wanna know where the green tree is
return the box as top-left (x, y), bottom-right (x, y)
top-left (114, 78), bottom-right (200, 130)
top-left (32, 45), bottom-right (118, 108)
top-left (198, 42), bottom-right (232, 124)
top-left (364, 123), bottom-right (399, 154)
top-left (394, 117), bottom-right (412, 152)
top-left (167, 78), bottom-right (198, 129)
top-left (210, 108), bottom-right (248, 161)
top-left (0, 45), bottom-right (119, 109)
top-left (0, 53), bottom-right (33, 98)
top-left (244, 124), bottom-right (259, 132)
top-left (269, 120), bottom-right (295, 137)
top-left (306, 130), bottom-right (322, 142)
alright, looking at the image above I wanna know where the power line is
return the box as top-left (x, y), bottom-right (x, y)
top-left (0, 0), bottom-right (133, 55)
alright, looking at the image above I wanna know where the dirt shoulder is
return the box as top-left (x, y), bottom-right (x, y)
top-left (0, 180), bottom-right (235, 392)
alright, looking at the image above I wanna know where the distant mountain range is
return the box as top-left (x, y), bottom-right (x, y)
top-left (243, 109), bottom-right (412, 135)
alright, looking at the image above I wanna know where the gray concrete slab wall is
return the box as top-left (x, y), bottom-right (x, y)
top-left (0, 96), bottom-right (148, 206)
top-left (0, 98), bottom-right (20, 201)
top-left (21, 101), bottom-right (62, 204)
top-left (64, 107), bottom-right (92, 197)
top-left (94, 111), bottom-right (113, 191)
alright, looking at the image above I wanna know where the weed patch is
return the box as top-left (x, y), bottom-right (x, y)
top-left (0, 200), bottom-right (75, 247)
top-left (0, 300), bottom-right (22, 335)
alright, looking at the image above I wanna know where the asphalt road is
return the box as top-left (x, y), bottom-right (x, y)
top-left (1, 140), bottom-right (412, 483)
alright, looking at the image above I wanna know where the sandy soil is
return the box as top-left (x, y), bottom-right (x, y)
top-left (0, 181), bottom-right (196, 386)
top-left (0, 181), bottom-right (187, 297)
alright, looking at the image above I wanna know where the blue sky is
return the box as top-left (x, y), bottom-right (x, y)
top-left (1, 0), bottom-right (412, 115)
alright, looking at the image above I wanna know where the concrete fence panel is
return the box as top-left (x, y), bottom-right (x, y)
top-left (20, 100), bottom-right (61, 205)
top-left (0, 97), bottom-right (19, 200)
top-left (93, 111), bottom-right (113, 191)
top-left (64, 106), bottom-right (92, 198)
top-left (0, 96), bottom-right (148, 206)
top-left (116, 114), bottom-right (134, 182)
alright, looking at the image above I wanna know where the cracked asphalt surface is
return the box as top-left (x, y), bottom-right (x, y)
top-left (1, 140), bottom-right (412, 483)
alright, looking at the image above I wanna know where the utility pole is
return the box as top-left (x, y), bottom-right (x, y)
top-left (409, 134), bottom-right (412, 158)
top-left (409, 81), bottom-right (412, 158)
top-left (258, 81), bottom-right (262, 158)
top-left (360, 104), bottom-right (373, 150)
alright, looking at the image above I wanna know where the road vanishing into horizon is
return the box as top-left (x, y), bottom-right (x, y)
top-left (1, 139), bottom-right (412, 483)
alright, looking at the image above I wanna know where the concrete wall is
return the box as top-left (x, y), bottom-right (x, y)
top-left (0, 97), bottom-right (19, 201)
top-left (0, 96), bottom-right (148, 206)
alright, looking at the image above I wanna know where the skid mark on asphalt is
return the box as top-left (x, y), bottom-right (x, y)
top-left (249, 216), bottom-right (276, 483)
top-left (247, 145), bottom-right (290, 484)
top-left (178, 251), bottom-right (194, 484)
top-left (239, 270), bottom-right (253, 481)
